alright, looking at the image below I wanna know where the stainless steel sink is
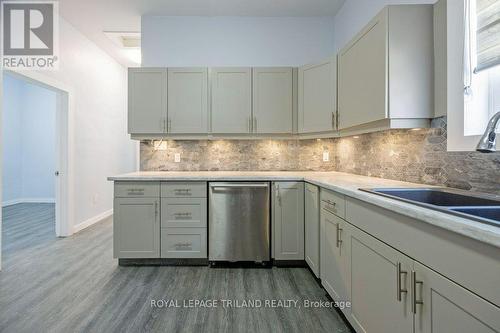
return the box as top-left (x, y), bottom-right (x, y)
top-left (360, 188), bottom-right (500, 227)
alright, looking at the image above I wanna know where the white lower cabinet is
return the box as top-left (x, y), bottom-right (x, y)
top-left (161, 198), bottom-right (207, 228)
top-left (113, 197), bottom-right (160, 259)
top-left (345, 221), bottom-right (500, 333)
top-left (160, 228), bottom-right (207, 258)
top-left (414, 261), bottom-right (500, 333)
top-left (320, 208), bottom-right (350, 303)
top-left (272, 182), bottom-right (305, 260)
top-left (348, 224), bottom-right (413, 333)
top-left (160, 182), bottom-right (208, 259)
top-left (305, 183), bottom-right (320, 277)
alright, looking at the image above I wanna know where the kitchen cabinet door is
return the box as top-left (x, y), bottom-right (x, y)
top-left (298, 57), bottom-right (336, 133)
top-left (167, 68), bottom-right (208, 134)
top-left (320, 208), bottom-right (349, 302)
top-left (252, 67), bottom-right (293, 134)
top-left (161, 228), bottom-right (207, 259)
top-left (305, 183), bottom-right (320, 277)
top-left (211, 67), bottom-right (252, 134)
top-left (161, 198), bottom-right (207, 229)
top-left (113, 197), bottom-right (160, 259)
top-left (348, 224), bottom-right (413, 333)
top-left (338, 10), bottom-right (387, 130)
top-left (128, 68), bottom-right (167, 134)
top-left (338, 6), bottom-right (433, 131)
top-left (413, 261), bottom-right (500, 333)
top-left (272, 182), bottom-right (305, 261)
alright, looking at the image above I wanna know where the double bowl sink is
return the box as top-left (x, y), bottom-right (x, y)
top-left (361, 188), bottom-right (500, 227)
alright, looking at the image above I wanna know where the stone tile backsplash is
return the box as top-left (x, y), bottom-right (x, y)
top-left (141, 118), bottom-right (500, 196)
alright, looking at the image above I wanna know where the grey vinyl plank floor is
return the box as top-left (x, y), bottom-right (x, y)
top-left (0, 203), bottom-right (351, 333)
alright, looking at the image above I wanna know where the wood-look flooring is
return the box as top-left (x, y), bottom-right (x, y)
top-left (0, 203), bottom-right (351, 333)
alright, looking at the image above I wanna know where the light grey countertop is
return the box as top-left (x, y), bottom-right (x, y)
top-left (108, 171), bottom-right (500, 248)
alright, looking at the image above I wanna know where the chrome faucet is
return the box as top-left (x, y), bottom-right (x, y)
top-left (476, 111), bottom-right (500, 153)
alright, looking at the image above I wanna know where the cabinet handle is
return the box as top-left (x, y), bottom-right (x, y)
top-left (254, 116), bottom-right (257, 132)
top-left (336, 223), bottom-right (343, 248)
top-left (163, 118), bottom-right (168, 133)
top-left (174, 189), bottom-right (191, 195)
top-left (174, 212), bottom-right (192, 219)
top-left (411, 271), bottom-right (424, 314)
top-left (397, 262), bottom-right (408, 302)
top-left (127, 188), bottom-right (144, 194)
top-left (275, 184), bottom-right (281, 206)
top-left (336, 112), bottom-right (339, 129)
top-left (174, 242), bottom-right (192, 249)
top-left (154, 201), bottom-right (159, 219)
top-left (331, 112), bottom-right (335, 129)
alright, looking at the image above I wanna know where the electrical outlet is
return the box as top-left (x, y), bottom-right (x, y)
top-left (174, 153), bottom-right (181, 163)
top-left (323, 151), bottom-right (330, 162)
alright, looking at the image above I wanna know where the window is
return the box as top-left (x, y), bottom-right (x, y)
top-left (463, 0), bottom-right (500, 136)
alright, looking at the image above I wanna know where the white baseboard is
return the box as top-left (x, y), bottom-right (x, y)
top-left (2, 198), bottom-right (56, 207)
top-left (73, 209), bottom-right (113, 234)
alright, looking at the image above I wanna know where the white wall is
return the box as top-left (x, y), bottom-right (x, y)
top-left (141, 16), bottom-right (335, 67)
top-left (2, 75), bottom-right (57, 205)
top-left (34, 18), bottom-right (137, 228)
top-left (333, 0), bottom-right (436, 51)
top-left (2, 75), bottom-right (23, 203)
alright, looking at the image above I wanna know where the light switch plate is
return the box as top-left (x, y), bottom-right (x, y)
top-left (174, 153), bottom-right (181, 163)
top-left (323, 151), bottom-right (329, 162)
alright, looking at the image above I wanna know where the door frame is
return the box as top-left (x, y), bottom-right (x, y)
top-left (1, 70), bottom-right (75, 245)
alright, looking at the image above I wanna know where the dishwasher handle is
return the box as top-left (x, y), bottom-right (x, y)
top-left (210, 183), bottom-right (269, 189)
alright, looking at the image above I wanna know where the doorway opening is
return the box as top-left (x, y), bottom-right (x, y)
top-left (1, 71), bottom-right (72, 269)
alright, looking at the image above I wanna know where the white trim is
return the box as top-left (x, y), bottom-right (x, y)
top-left (447, 0), bottom-right (483, 151)
top-left (73, 210), bottom-right (113, 234)
top-left (0, 69), bottom-right (3, 270)
top-left (5, 70), bottom-right (75, 237)
top-left (2, 198), bottom-right (56, 207)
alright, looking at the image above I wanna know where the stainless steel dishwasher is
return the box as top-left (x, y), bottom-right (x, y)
top-left (209, 182), bottom-right (270, 263)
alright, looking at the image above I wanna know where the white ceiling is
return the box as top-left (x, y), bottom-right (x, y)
top-left (59, 0), bottom-right (346, 66)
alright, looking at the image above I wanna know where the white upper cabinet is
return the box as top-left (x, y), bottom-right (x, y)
top-left (128, 68), bottom-right (167, 134)
top-left (167, 68), bottom-right (208, 134)
top-left (338, 5), bottom-right (434, 131)
top-left (211, 67), bottom-right (252, 134)
top-left (298, 57), bottom-right (337, 134)
top-left (252, 67), bottom-right (293, 134)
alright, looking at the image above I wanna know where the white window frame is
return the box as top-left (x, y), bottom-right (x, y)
top-left (447, 0), bottom-right (499, 151)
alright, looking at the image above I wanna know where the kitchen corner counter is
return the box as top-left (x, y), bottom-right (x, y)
top-left (108, 171), bottom-right (500, 248)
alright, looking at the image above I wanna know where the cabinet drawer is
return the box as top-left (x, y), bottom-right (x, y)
top-left (320, 189), bottom-right (346, 219)
top-left (115, 182), bottom-right (160, 198)
top-left (162, 182), bottom-right (207, 198)
top-left (161, 228), bottom-right (207, 258)
top-left (161, 198), bottom-right (207, 228)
